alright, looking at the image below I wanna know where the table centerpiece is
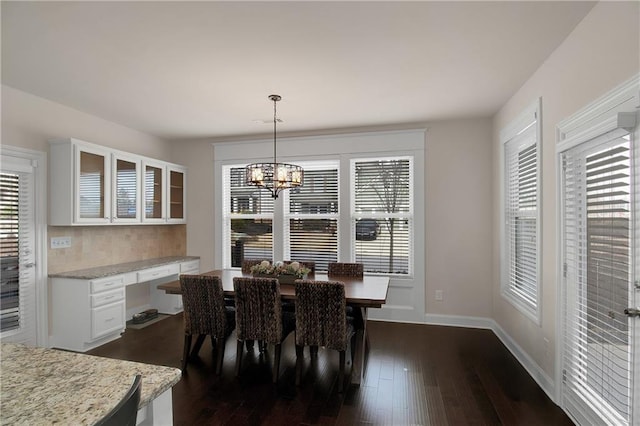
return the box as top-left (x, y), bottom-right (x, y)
top-left (250, 260), bottom-right (310, 284)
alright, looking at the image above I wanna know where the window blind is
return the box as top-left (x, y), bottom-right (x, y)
top-left (562, 130), bottom-right (633, 425)
top-left (504, 122), bottom-right (539, 311)
top-left (352, 158), bottom-right (412, 275)
top-left (286, 167), bottom-right (339, 271)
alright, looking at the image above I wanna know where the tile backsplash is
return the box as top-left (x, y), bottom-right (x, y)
top-left (47, 225), bottom-right (186, 274)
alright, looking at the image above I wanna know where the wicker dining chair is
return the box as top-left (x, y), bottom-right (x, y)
top-left (294, 279), bottom-right (356, 392)
top-left (180, 274), bottom-right (236, 375)
top-left (233, 276), bottom-right (296, 383)
top-left (327, 262), bottom-right (363, 278)
top-left (328, 262), bottom-right (366, 330)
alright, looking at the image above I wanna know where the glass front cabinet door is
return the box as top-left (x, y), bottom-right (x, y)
top-left (167, 165), bottom-right (186, 223)
top-left (75, 144), bottom-right (111, 224)
top-left (112, 153), bottom-right (141, 223)
top-left (142, 160), bottom-right (166, 223)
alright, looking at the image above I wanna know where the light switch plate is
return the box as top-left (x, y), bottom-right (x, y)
top-left (51, 236), bottom-right (72, 249)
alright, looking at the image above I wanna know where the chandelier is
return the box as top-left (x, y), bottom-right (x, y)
top-left (245, 94), bottom-right (303, 198)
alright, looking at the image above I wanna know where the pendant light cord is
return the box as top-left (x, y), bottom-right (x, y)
top-left (273, 97), bottom-right (277, 165)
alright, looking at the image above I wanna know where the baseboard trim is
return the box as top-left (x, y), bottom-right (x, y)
top-left (379, 313), bottom-right (559, 405)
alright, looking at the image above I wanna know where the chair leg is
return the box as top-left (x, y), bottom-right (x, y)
top-left (295, 344), bottom-right (304, 386)
top-left (215, 337), bottom-right (226, 375)
top-left (273, 343), bottom-right (282, 383)
top-left (181, 334), bottom-right (192, 372)
top-left (310, 345), bottom-right (318, 358)
top-left (338, 350), bottom-right (346, 393)
top-left (191, 334), bottom-right (206, 357)
top-left (235, 340), bottom-right (244, 377)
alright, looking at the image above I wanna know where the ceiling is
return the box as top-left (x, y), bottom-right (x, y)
top-left (2, 1), bottom-right (595, 141)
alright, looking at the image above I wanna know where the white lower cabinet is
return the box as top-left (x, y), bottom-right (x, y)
top-left (51, 258), bottom-right (199, 352)
top-left (91, 302), bottom-right (126, 339)
top-left (51, 274), bottom-right (128, 352)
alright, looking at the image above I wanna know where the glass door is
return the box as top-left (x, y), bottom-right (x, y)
top-left (142, 161), bottom-right (165, 223)
top-left (75, 145), bottom-right (110, 224)
top-left (112, 154), bottom-right (140, 223)
top-left (168, 166), bottom-right (186, 223)
top-left (0, 156), bottom-right (37, 345)
top-left (561, 129), bottom-right (637, 425)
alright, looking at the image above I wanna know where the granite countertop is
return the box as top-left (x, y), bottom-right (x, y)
top-left (0, 342), bottom-right (181, 425)
top-left (49, 256), bottom-right (200, 279)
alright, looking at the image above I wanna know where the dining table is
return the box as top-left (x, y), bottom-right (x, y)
top-left (157, 269), bottom-right (389, 385)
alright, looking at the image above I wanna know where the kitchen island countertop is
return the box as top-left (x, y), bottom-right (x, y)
top-left (1, 342), bottom-right (181, 425)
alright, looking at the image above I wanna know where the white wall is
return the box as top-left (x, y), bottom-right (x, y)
top-left (171, 118), bottom-right (494, 320)
top-left (2, 85), bottom-right (172, 159)
top-left (492, 1), bottom-right (640, 383)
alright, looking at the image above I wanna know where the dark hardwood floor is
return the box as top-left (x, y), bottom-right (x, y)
top-left (88, 314), bottom-right (573, 425)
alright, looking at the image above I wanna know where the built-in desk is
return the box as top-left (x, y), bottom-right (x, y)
top-left (50, 256), bottom-right (199, 352)
top-left (1, 342), bottom-right (181, 425)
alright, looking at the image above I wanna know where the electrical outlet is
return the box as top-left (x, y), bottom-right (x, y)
top-left (435, 290), bottom-right (443, 301)
top-left (51, 236), bottom-right (71, 249)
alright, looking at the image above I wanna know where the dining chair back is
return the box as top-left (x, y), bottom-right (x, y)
top-left (180, 274), bottom-right (236, 374)
top-left (94, 374), bottom-right (141, 426)
top-left (328, 262), bottom-right (363, 278)
top-left (328, 262), bottom-right (365, 332)
top-left (241, 258), bottom-right (270, 273)
top-left (233, 276), bottom-right (295, 382)
top-left (294, 279), bottom-right (355, 392)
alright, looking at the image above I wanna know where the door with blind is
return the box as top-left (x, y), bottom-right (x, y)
top-left (560, 127), bottom-right (638, 425)
top-left (0, 155), bottom-right (37, 346)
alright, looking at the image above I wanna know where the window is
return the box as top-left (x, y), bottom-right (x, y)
top-left (223, 166), bottom-right (274, 267)
top-left (501, 99), bottom-right (541, 321)
top-left (352, 157), bottom-right (412, 275)
top-left (222, 157), bottom-right (414, 276)
top-left (285, 163), bottom-right (339, 271)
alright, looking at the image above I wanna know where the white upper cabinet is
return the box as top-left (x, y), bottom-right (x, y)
top-left (50, 138), bottom-right (187, 226)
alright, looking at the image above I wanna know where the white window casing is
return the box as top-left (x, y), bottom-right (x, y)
top-left (500, 98), bottom-right (542, 324)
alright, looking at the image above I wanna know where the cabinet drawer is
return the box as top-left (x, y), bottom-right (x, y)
top-left (90, 275), bottom-right (125, 293)
top-left (91, 302), bottom-right (125, 339)
top-left (180, 260), bottom-right (200, 274)
top-left (137, 264), bottom-right (180, 282)
top-left (91, 288), bottom-right (125, 308)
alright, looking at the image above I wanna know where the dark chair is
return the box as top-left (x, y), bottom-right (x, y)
top-left (180, 274), bottom-right (236, 375)
top-left (328, 262), bottom-right (363, 278)
top-left (281, 260), bottom-right (316, 313)
top-left (294, 280), bottom-right (356, 392)
top-left (233, 276), bottom-right (296, 383)
top-left (328, 262), bottom-right (366, 333)
top-left (95, 374), bottom-right (142, 426)
top-left (241, 258), bottom-right (270, 273)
